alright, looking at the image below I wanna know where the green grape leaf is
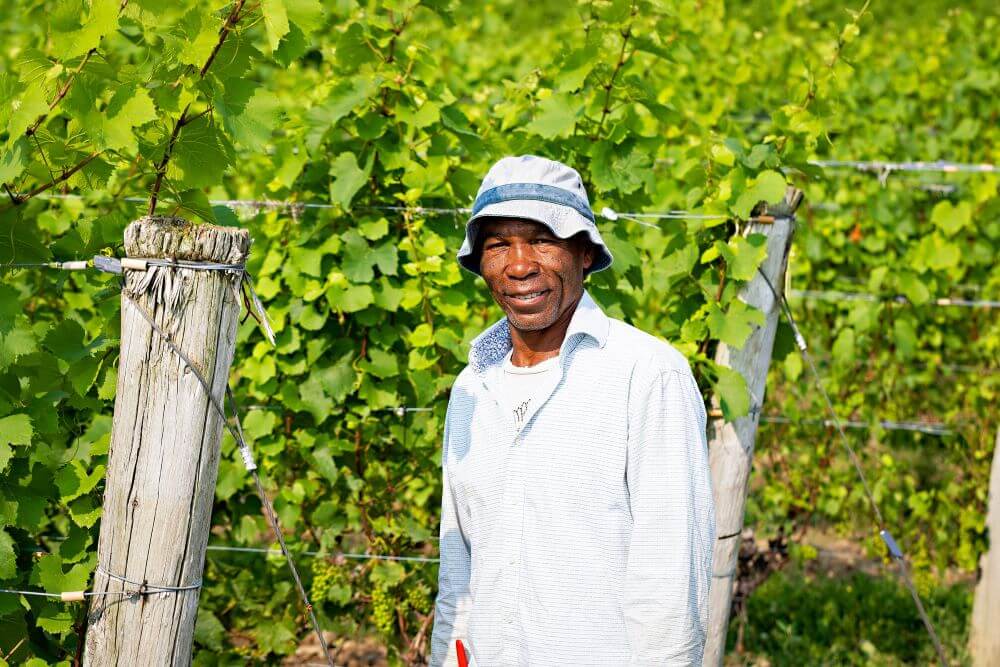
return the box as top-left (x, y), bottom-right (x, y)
top-left (712, 366), bottom-right (750, 421)
top-left (719, 234), bottom-right (768, 281)
top-left (897, 272), bottom-right (930, 305)
top-left (67, 496), bottom-right (101, 527)
top-left (524, 93), bottom-right (579, 139)
top-left (832, 327), bottom-right (855, 365)
top-left (371, 241), bottom-right (398, 276)
top-left (328, 152), bottom-right (371, 209)
top-left (220, 85), bottom-right (282, 152)
top-left (706, 300), bottom-right (765, 348)
top-left (363, 348), bottom-right (399, 379)
top-left (316, 352), bottom-right (356, 401)
top-left (326, 283), bottom-right (374, 313)
top-left (298, 375), bottom-right (333, 424)
top-left (31, 554), bottom-right (91, 593)
top-left (930, 200), bottom-right (971, 236)
top-left (370, 560), bottom-right (405, 587)
top-left (177, 17), bottom-right (220, 69)
top-left (555, 46), bottom-right (599, 92)
top-left (92, 84), bottom-right (158, 153)
top-left (194, 610), bottom-right (226, 651)
top-left (710, 144), bottom-right (735, 167)
top-left (342, 230), bottom-right (375, 282)
top-left (242, 410), bottom-right (278, 441)
top-left (359, 218), bottom-right (389, 241)
top-left (0, 414), bottom-right (34, 445)
top-left (166, 115), bottom-right (233, 189)
top-left (310, 447), bottom-right (340, 485)
top-left (590, 143), bottom-right (651, 195)
top-left (262, 0), bottom-right (290, 52)
top-left (305, 77), bottom-right (376, 149)
top-left (6, 81), bottom-right (48, 138)
top-left (0, 529), bottom-right (15, 580)
top-left (408, 323), bottom-right (433, 347)
top-left (285, 0), bottom-right (325, 35)
top-left (174, 188), bottom-right (218, 224)
top-left (54, 0), bottom-right (118, 60)
top-left (754, 170), bottom-right (787, 205)
top-left (43, 319), bottom-right (89, 363)
top-left (0, 136), bottom-right (32, 184)
top-left (37, 608), bottom-right (75, 635)
top-left (54, 461), bottom-right (104, 503)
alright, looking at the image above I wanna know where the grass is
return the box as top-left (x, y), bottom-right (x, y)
top-left (726, 569), bottom-right (973, 666)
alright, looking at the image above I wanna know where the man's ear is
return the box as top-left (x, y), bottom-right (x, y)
top-left (582, 240), bottom-right (595, 270)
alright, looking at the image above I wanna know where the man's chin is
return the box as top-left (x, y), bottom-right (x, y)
top-left (505, 310), bottom-right (557, 332)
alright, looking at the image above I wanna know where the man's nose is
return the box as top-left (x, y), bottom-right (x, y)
top-left (505, 242), bottom-right (539, 279)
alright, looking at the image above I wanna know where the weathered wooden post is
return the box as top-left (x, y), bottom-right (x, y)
top-left (84, 216), bottom-right (249, 665)
top-left (702, 188), bottom-right (803, 666)
top-left (969, 426), bottom-right (1000, 667)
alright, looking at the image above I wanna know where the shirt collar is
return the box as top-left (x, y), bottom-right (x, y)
top-left (468, 290), bottom-right (610, 374)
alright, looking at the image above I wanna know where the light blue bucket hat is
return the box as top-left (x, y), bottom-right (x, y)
top-left (457, 155), bottom-right (614, 276)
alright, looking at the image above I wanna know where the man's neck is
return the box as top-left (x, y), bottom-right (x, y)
top-left (508, 293), bottom-right (582, 367)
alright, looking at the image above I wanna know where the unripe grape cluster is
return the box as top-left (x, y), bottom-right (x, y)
top-left (405, 581), bottom-right (432, 614)
top-left (370, 586), bottom-right (397, 637)
top-left (310, 558), bottom-right (343, 603)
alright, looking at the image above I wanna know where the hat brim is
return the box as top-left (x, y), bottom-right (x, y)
top-left (457, 200), bottom-right (613, 276)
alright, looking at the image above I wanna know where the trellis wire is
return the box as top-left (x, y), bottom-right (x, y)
top-left (811, 159), bottom-right (998, 174)
top-left (760, 415), bottom-right (954, 436)
top-left (241, 400), bottom-right (961, 437)
top-left (8, 255), bottom-right (996, 314)
top-left (0, 587), bottom-right (131, 600)
top-left (23, 191), bottom-right (769, 223)
top-left (757, 267), bottom-right (950, 667)
top-left (789, 288), bottom-right (1000, 310)
top-left (205, 545), bottom-right (439, 563)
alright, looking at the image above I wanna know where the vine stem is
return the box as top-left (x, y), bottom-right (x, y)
top-left (594, 1), bottom-right (636, 139)
top-left (148, 0), bottom-right (246, 215)
top-left (379, 9), bottom-right (412, 116)
top-left (0, 151), bottom-right (101, 212)
top-left (200, 0), bottom-right (247, 77)
top-left (776, 0), bottom-right (871, 153)
top-left (698, 261), bottom-right (728, 357)
top-left (147, 104), bottom-right (190, 216)
top-left (26, 48), bottom-right (97, 137)
top-left (402, 210), bottom-right (434, 326)
top-left (24, 0), bottom-right (132, 144)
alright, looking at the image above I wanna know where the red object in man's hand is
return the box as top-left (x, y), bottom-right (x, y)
top-left (456, 639), bottom-right (469, 667)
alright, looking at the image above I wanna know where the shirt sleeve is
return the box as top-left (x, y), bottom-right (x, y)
top-left (430, 402), bottom-right (473, 667)
top-left (624, 366), bottom-right (715, 666)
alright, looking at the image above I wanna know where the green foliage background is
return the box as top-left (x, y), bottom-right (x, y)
top-left (0, 0), bottom-right (997, 663)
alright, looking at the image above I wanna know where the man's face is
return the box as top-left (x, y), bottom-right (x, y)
top-left (478, 218), bottom-right (594, 332)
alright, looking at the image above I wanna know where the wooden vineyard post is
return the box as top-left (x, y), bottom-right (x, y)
top-left (702, 188), bottom-right (803, 666)
top-left (969, 426), bottom-right (1000, 667)
top-left (84, 217), bottom-right (250, 665)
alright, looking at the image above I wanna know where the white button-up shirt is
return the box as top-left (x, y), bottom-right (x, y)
top-left (431, 291), bottom-right (715, 666)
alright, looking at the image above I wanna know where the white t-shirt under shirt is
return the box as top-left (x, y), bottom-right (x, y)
top-left (501, 350), bottom-right (560, 430)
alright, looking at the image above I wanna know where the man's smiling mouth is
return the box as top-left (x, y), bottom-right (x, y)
top-left (510, 290), bottom-right (548, 300)
top-left (507, 289), bottom-right (551, 303)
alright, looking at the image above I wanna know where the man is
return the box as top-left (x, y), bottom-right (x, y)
top-left (430, 155), bottom-right (715, 666)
